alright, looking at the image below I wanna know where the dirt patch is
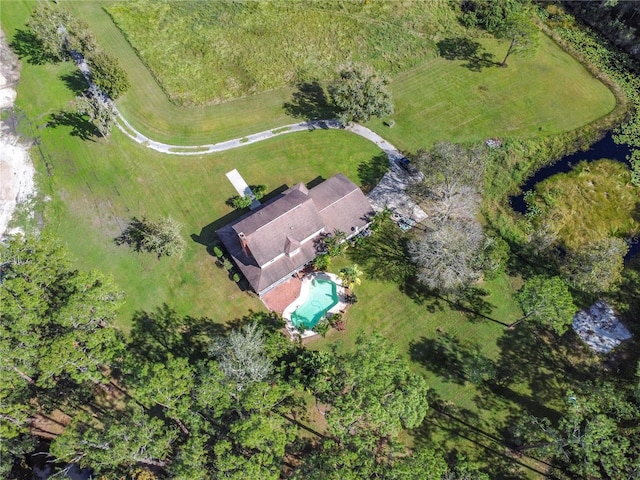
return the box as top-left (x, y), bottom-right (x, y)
top-left (0, 28), bottom-right (36, 237)
top-left (30, 410), bottom-right (71, 440)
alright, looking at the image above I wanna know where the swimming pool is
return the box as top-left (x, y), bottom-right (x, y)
top-left (290, 278), bottom-right (339, 330)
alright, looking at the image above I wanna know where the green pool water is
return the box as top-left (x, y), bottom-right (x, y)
top-left (291, 278), bottom-right (339, 330)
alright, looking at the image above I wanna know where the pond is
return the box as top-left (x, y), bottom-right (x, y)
top-left (509, 133), bottom-right (632, 213)
top-left (508, 132), bottom-right (638, 257)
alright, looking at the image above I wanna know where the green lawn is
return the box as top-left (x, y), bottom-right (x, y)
top-left (9, 46), bottom-right (382, 327)
top-left (366, 33), bottom-right (616, 152)
top-left (60, 1), bottom-right (614, 152)
top-left (34, 124), bottom-right (381, 328)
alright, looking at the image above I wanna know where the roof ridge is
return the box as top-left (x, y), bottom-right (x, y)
top-left (316, 185), bottom-right (358, 213)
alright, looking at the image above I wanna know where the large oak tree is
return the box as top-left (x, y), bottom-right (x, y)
top-left (328, 63), bottom-right (394, 124)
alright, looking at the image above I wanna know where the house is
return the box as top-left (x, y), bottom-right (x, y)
top-left (216, 174), bottom-right (374, 296)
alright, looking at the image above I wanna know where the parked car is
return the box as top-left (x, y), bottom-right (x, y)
top-left (398, 157), bottom-right (419, 175)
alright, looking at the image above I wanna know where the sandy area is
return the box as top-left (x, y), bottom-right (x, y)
top-left (0, 28), bottom-right (35, 237)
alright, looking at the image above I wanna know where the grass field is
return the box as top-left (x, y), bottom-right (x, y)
top-left (61, 0), bottom-right (615, 151)
top-left (367, 33), bottom-right (617, 152)
top-left (105, 0), bottom-right (459, 106)
top-left (0, 2), bottom-right (620, 476)
top-left (21, 111), bottom-right (382, 327)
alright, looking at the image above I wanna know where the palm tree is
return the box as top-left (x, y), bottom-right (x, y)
top-left (339, 264), bottom-right (363, 291)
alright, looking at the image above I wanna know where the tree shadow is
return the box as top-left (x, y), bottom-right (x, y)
top-left (226, 310), bottom-right (285, 334)
top-left (60, 70), bottom-right (89, 96)
top-left (437, 37), bottom-right (497, 72)
top-left (451, 286), bottom-right (497, 322)
top-left (415, 401), bottom-right (545, 479)
top-left (47, 110), bottom-right (97, 141)
top-left (114, 217), bottom-right (147, 253)
top-left (348, 218), bottom-right (416, 285)
top-left (357, 153), bottom-right (390, 193)
top-left (409, 333), bottom-right (496, 385)
top-left (128, 304), bottom-right (226, 364)
top-left (403, 280), bottom-right (510, 326)
top-left (505, 239), bottom-right (561, 279)
top-left (283, 81), bottom-right (337, 120)
top-left (493, 322), bottom-right (599, 415)
top-left (9, 29), bottom-right (59, 65)
top-left (477, 382), bottom-right (561, 426)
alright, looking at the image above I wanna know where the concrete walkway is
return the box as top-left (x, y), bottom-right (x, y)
top-left (226, 169), bottom-right (260, 210)
top-left (116, 117), bottom-right (344, 155)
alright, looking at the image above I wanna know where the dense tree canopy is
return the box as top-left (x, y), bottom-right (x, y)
top-left (26, 4), bottom-right (76, 62)
top-left (26, 5), bottom-right (128, 99)
top-left (51, 406), bottom-right (177, 475)
top-left (0, 234), bottom-right (125, 474)
top-left (410, 220), bottom-right (485, 293)
top-left (562, 237), bottom-right (628, 294)
top-left (412, 142), bottom-right (486, 195)
top-left (516, 386), bottom-right (640, 479)
top-left (300, 334), bottom-right (429, 441)
top-left (0, 234), bottom-right (125, 388)
top-left (516, 275), bottom-right (576, 334)
top-left (74, 85), bottom-right (118, 138)
top-left (86, 50), bottom-right (131, 99)
top-left (460, 0), bottom-right (539, 66)
top-left (408, 142), bottom-right (495, 293)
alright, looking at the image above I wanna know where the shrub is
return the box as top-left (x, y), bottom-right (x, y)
top-left (213, 245), bottom-right (224, 258)
top-left (233, 273), bottom-right (241, 283)
top-left (223, 258), bottom-right (233, 271)
top-left (250, 184), bottom-right (267, 200)
top-left (312, 253), bottom-right (331, 271)
top-left (345, 293), bottom-right (358, 304)
top-left (313, 318), bottom-right (331, 337)
top-left (327, 313), bottom-right (342, 327)
top-left (227, 195), bottom-right (253, 209)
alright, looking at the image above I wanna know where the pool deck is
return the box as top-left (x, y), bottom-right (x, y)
top-left (262, 276), bottom-right (302, 315)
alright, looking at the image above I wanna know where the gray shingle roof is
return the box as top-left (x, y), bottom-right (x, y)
top-left (217, 174), bottom-right (373, 295)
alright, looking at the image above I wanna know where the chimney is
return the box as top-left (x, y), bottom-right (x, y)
top-left (238, 232), bottom-right (249, 255)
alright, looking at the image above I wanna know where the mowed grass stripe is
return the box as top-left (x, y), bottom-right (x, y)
top-left (58, 0), bottom-right (614, 153)
top-left (366, 34), bottom-right (616, 151)
top-left (36, 111), bottom-right (381, 326)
